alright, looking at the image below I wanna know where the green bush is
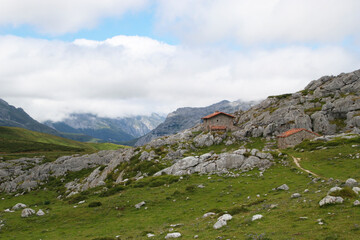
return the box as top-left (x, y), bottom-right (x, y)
top-left (185, 185), bottom-right (196, 192)
top-left (99, 185), bottom-right (125, 197)
top-left (330, 187), bottom-right (357, 199)
top-left (227, 206), bottom-right (249, 215)
top-left (88, 201), bottom-right (102, 208)
top-left (132, 175), bottom-right (179, 188)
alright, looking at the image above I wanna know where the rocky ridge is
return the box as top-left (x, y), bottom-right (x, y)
top-left (233, 69), bottom-right (360, 138)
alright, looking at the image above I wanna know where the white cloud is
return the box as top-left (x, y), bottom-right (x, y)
top-left (155, 0), bottom-right (360, 45)
top-left (0, 0), bottom-right (149, 34)
top-left (0, 35), bottom-right (359, 122)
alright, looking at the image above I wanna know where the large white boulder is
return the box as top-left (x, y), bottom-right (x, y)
top-left (213, 214), bottom-right (232, 229)
top-left (252, 214), bottom-right (263, 221)
top-left (319, 196), bottom-right (344, 207)
top-left (12, 203), bottom-right (27, 210)
top-left (345, 178), bottom-right (358, 187)
top-left (165, 232), bottom-right (181, 239)
top-left (21, 208), bottom-right (35, 217)
top-left (36, 209), bottom-right (45, 216)
top-left (135, 201), bottom-right (146, 209)
top-left (277, 184), bottom-right (289, 191)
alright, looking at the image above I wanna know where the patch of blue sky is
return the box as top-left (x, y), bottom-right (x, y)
top-left (0, 9), bottom-right (179, 45)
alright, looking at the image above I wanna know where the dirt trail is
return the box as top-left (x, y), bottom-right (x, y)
top-left (292, 156), bottom-right (320, 177)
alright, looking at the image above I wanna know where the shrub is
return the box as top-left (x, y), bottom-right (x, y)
top-left (99, 185), bottom-right (125, 197)
top-left (132, 175), bottom-right (179, 188)
top-left (68, 195), bottom-right (88, 204)
top-left (185, 185), bottom-right (196, 192)
top-left (88, 201), bottom-right (102, 208)
top-left (227, 206), bottom-right (249, 215)
top-left (329, 187), bottom-right (357, 199)
top-left (92, 238), bottom-right (115, 240)
top-left (207, 208), bottom-right (223, 214)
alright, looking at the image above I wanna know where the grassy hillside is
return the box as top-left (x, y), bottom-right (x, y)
top-left (0, 136), bottom-right (359, 239)
top-left (0, 126), bottom-right (128, 161)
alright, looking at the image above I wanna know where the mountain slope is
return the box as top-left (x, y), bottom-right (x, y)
top-left (134, 99), bottom-right (257, 146)
top-left (0, 98), bottom-right (59, 136)
top-left (44, 113), bottom-right (165, 143)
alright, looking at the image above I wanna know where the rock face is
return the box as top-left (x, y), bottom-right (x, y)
top-left (233, 69), bottom-right (360, 137)
top-left (154, 149), bottom-right (274, 176)
top-left (135, 100), bottom-right (257, 146)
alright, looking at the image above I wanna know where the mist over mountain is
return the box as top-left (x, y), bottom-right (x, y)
top-left (44, 113), bottom-right (166, 143)
top-left (134, 99), bottom-right (258, 146)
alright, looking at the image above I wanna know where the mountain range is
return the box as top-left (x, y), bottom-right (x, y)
top-left (44, 113), bottom-right (166, 143)
top-left (134, 99), bottom-right (258, 146)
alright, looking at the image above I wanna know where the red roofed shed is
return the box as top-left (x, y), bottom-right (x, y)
top-left (201, 111), bottom-right (236, 132)
top-left (277, 128), bottom-right (320, 149)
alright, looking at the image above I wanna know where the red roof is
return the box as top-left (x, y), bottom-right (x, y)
top-left (210, 125), bottom-right (227, 130)
top-left (277, 128), bottom-right (320, 138)
top-left (202, 111), bottom-right (235, 119)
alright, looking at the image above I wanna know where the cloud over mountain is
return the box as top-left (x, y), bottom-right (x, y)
top-left (0, 35), bottom-right (359, 122)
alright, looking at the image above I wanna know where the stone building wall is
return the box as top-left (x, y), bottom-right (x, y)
top-left (203, 114), bottom-right (235, 131)
top-left (277, 130), bottom-right (318, 149)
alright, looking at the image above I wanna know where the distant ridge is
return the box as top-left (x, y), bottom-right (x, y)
top-left (134, 99), bottom-right (258, 146)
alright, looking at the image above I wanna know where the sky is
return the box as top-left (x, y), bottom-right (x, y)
top-left (0, 0), bottom-right (360, 121)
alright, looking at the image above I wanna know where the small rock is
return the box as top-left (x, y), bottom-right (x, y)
top-left (36, 209), bottom-right (45, 216)
top-left (213, 219), bottom-right (227, 229)
top-left (135, 201), bottom-right (146, 209)
top-left (78, 200), bottom-right (86, 204)
top-left (165, 232), bottom-right (181, 239)
top-left (345, 178), bottom-right (358, 187)
top-left (299, 217), bottom-right (308, 220)
top-left (194, 235), bottom-right (199, 239)
top-left (213, 214), bottom-right (232, 229)
top-left (352, 187), bottom-right (360, 194)
top-left (252, 214), bottom-right (263, 221)
top-left (291, 193), bottom-right (301, 198)
top-left (197, 184), bottom-right (205, 188)
top-left (202, 212), bottom-right (216, 218)
top-left (147, 233), bottom-right (155, 238)
top-left (12, 203), bottom-right (27, 210)
top-left (277, 184), bottom-right (289, 191)
top-left (21, 208), bottom-right (35, 218)
top-left (354, 200), bottom-right (360, 206)
top-left (304, 189), bottom-right (309, 193)
top-left (4, 208), bottom-right (14, 213)
top-left (319, 196), bottom-right (344, 207)
top-left (328, 187), bottom-right (342, 194)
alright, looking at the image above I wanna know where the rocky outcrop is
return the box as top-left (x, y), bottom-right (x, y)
top-left (0, 148), bottom-right (133, 193)
top-left (234, 69), bottom-right (360, 137)
top-left (154, 148), bottom-right (274, 176)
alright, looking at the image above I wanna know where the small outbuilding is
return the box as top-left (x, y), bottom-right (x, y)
top-left (201, 111), bottom-right (236, 132)
top-left (277, 128), bottom-right (320, 149)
